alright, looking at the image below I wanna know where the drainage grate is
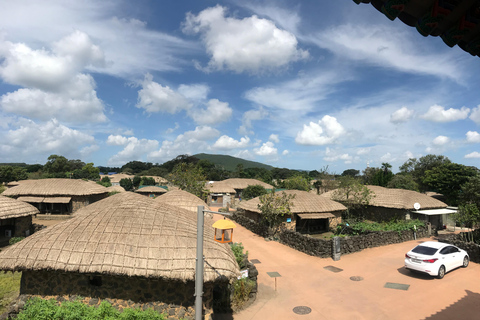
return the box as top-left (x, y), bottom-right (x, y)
top-left (293, 306), bottom-right (312, 315)
top-left (324, 265), bottom-right (343, 273)
top-left (250, 259), bottom-right (261, 264)
top-left (350, 276), bottom-right (364, 281)
top-left (384, 282), bottom-right (410, 291)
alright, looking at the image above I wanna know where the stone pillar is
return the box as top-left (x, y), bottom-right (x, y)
top-left (332, 236), bottom-right (341, 261)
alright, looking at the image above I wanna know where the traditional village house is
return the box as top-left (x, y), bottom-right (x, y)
top-left (106, 185), bottom-right (125, 193)
top-left (2, 179), bottom-right (109, 217)
top-left (238, 190), bottom-right (347, 234)
top-left (205, 182), bottom-right (236, 209)
top-left (0, 192), bottom-right (239, 319)
top-left (156, 189), bottom-right (211, 214)
top-left (322, 185), bottom-right (454, 229)
top-left (213, 178), bottom-right (274, 202)
top-left (0, 196), bottom-right (39, 246)
top-left (134, 186), bottom-right (167, 198)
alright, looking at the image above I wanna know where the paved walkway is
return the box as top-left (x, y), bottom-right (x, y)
top-left (212, 213), bottom-right (480, 320)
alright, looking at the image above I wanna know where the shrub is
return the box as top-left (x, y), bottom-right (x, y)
top-left (336, 219), bottom-right (425, 236)
top-left (9, 237), bottom-right (24, 245)
top-left (232, 278), bottom-right (256, 307)
top-left (230, 242), bottom-right (248, 269)
top-left (16, 298), bottom-right (167, 320)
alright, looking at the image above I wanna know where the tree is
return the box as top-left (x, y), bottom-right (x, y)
top-left (422, 163), bottom-right (478, 205)
top-left (98, 176), bottom-right (112, 187)
top-left (140, 176), bottom-right (156, 186)
top-left (387, 174), bottom-right (418, 191)
top-left (242, 185), bottom-right (268, 201)
top-left (121, 161), bottom-right (153, 174)
top-left (257, 191), bottom-right (296, 235)
top-left (341, 169), bottom-right (360, 177)
top-left (313, 180), bottom-right (322, 195)
top-left (332, 176), bottom-right (374, 219)
top-left (459, 175), bottom-right (480, 210)
top-left (119, 178), bottom-right (133, 191)
top-left (169, 163), bottom-right (207, 198)
top-left (400, 155), bottom-right (451, 192)
top-left (132, 176), bottom-right (142, 189)
top-left (283, 175), bottom-right (310, 191)
top-left (43, 155), bottom-right (70, 177)
top-left (0, 166), bottom-right (28, 184)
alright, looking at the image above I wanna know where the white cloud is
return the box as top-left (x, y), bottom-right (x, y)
top-left (465, 151), bottom-right (480, 159)
top-left (295, 115), bottom-right (346, 145)
top-left (238, 107), bottom-right (268, 135)
top-left (177, 84), bottom-right (210, 102)
top-left (213, 135), bottom-right (250, 150)
top-left (165, 123), bottom-right (180, 134)
top-left (235, 149), bottom-right (254, 160)
top-left (390, 107), bottom-right (414, 124)
top-left (254, 141), bottom-right (278, 156)
top-left (269, 134), bottom-right (279, 143)
top-left (182, 5), bottom-right (308, 74)
top-left (311, 23), bottom-right (461, 81)
top-left (466, 131), bottom-right (480, 143)
top-left (470, 106), bottom-right (480, 124)
top-left (356, 148), bottom-right (371, 155)
top-left (148, 126), bottom-right (220, 162)
top-left (323, 147), bottom-right (352, 163)
top-left (0, 32), bottom-right (107, 123)
top-left (0, 118), bottom-right (95, 161)
top-left (107, 135), bottom-right (159, 166)
top-left (432, 135), bottom-right (450, 146)
top-left (380, 152), bottom-right (395, 162)
top-left (189, 99), bottom-right (232, 125)
top-left (421, 105), bottom-right (470, 122)
top-left (136, 74), bottom-right (191, 113)
top-left (282, 150), bottom-right (289, 155)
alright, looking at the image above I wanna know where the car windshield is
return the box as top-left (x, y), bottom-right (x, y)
top-left (412, 245), bottom-right (438, 256)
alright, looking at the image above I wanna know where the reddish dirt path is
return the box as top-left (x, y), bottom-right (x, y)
top-left (211, 213), bottom-right (480, 320)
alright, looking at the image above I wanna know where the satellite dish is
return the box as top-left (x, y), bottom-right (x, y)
top-left (414, 202), bottom-right (421, 210)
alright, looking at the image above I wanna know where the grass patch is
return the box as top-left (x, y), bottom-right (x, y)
top-left (0, 272), bottom-right (21, 314)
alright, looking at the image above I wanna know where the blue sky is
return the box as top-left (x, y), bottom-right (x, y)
top-left (1, 0), bottom-right (479, 173)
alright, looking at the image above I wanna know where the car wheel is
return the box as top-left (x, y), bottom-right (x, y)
top-left (437, 265), bottom-right (446, 279)
top-left (463, 256), bottom-right (469, 268)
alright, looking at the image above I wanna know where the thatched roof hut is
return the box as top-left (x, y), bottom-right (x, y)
top-left (3, 179), bottom-right (108, 197)
top-left (135, 186), bottom-right (167, 196)
top-left (321, 185), bottom-right (447, 210)
top-left (156, 190), bottom-right (210, 214)
top-left (205, 182), bottom-right (236, 194)
top-left (239, 190), bottom-right (346, 233)
top-left (0, 192), bottom-right (238, 281)
top-left (106, 185), bottom-right (125, 193)
top-left (0, 196), bottom-right (39, 219)
top-left (219, 178), bottom-right (273, 190)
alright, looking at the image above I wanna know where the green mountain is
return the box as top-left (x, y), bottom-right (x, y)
top-left (193, 153), bottom-right (274, 171)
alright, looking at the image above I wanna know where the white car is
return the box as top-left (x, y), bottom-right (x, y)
top-left (405, 241), bottom-right (469, 279)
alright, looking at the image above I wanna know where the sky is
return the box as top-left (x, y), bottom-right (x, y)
top-left (1, 0), bottom-right (480, 174)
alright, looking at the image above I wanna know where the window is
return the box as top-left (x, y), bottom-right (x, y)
top-left (412, 245), bottom-right (438, 256)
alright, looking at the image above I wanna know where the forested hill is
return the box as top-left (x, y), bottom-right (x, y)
top-left (193, 153), bottom-right (274, 171)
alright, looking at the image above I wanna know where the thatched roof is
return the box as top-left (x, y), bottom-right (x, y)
top-left (156, 190), bottom-right (210, 213)
top-left (0, 192), bottom-right (238, 281)
top-left (321, 185), bottom-right (447, 210)
top-left (106, 186), bottom-right (126, 193)
top-left (135, 186), bottom-right (167, 194)
top-left (3, 179), bottom-right (108, 197)
top-left (99, 173), bottom-right (134, 183)
top-left (239, 190), bottom-right (346, 214)
top-left (0, 195), bottom-right (39, 219)
top-left (218, 178), bottom-right (273, 190)
top-left (205, 182), bottom-right (236, 194)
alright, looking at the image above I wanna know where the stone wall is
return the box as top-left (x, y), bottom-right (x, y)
top-left (439, 231), bottom-right (480, 263)
top-left (19, 270), bottom-right (224, 319)
top-left (14, 216), bottom-right (32, 237)
top-left (230, 211), bottom-right (269, 237)
top-left (278, 226), bottom-right (432, 258)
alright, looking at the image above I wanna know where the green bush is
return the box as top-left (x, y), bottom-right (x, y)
top-left (336, 219), bottom-right (425, 236)
top-left (230, 242), bottom-right (248, 269)
top-left (9, 237), bottom-right (25, 245)
top-left (16, 298), bottom-right (167, 320)
top-left (232, 278), bottom-right (255, 307)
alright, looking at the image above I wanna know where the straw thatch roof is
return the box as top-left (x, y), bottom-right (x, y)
top-left (135, 186), bottom-right (167, 194)
top-left (0, 192), bottom-right (238, 281)
top-left (99, 173), bottom-right (134, 183)
top-left (0, 195), bottom-right (39, 219)
top-left (3, 179), bottom-right (108, 197)
top-left (205, 182), bottom-right (236, 194)
top-left (321, 185), bottom-right (447, 210)
top-left (239, 190), bottom-right (347, 214)
top-left (217, 178), bottom-right (273, 190)
top-left (156, 190), bottom-right (210, 213)
top-left (106, 186), bottom-right (126, 193)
